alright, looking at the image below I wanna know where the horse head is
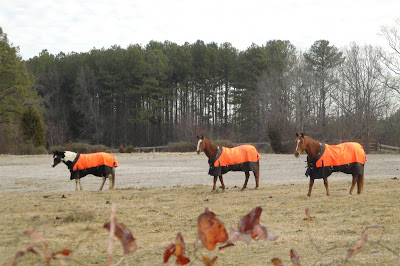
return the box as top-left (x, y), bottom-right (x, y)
top-left (196, 135), bottom-right (205, 154)
top-left (294, 133), bottom-right (305, 157)
top-left (52, 151), bottom-right (77, 167)
top-left (52, 151), bottom-right (65, 167)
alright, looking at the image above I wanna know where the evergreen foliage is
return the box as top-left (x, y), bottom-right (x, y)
top-left (1, 27), bottom-right (399, 153)
top-left (20, 105), bottom-right (46, 147)
top-left (0, 27), bottom-right (45, 153)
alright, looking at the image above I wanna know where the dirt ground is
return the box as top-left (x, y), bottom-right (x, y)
top-left (0, 153), bottom-right (399, 193)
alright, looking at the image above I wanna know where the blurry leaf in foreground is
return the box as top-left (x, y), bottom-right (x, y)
top-left (228, 227), bottom-right (252, 244)
top-left (23, 231), bottom-right (48, 249)
top-left (305, 208), bottom-right (313, 222)
top-left (197, 208), bottom-right (228, 250)
top-left (347, 234), bottom-right (368, 258)
top-left (163, 232), bottom-right (190, 265)
top-left (238, 206), bottom-right (262, 233)
top-left (362, 224), bottom-right (381, 233)
top-left (290, 249), bottom-right (301, 266)
top-left (202, 255), bottom-right (218, 265)
top-left (231, 206), bottom-right (278, 243)
top-left (104, 222), bottom-right (137, 255)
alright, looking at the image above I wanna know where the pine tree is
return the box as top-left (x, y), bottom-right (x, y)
top-left (20, 106), bottom-right (46, 147)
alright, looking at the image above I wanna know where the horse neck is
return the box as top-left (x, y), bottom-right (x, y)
top-left (63, 151), bottom-right (78, 163)
top-left (203, 139), bottom-right (218, 159)
top-left (304, 137), bottom-right (321, 161)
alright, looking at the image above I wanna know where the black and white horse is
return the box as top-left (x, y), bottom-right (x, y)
top-left (52, 151), bottom-right (118, 191)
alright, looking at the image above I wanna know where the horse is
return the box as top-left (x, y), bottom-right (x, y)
top-left (294, 133), bottom-right (366, 197)
top-left (196, 135), bottom-right (260, 192)
top-left (52, 151), bottom-right (118, 191)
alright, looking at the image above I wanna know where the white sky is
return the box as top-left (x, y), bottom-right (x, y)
top-left (1, 0), bottom-right (399, 60)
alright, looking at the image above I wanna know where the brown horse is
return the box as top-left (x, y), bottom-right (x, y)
top-left (196, 135), bottom-right (260, 191)
top-left (294, 133), bottom-right (366, 197)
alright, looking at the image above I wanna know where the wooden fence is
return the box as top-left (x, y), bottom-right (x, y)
top-left (131, 140), bottom-right (399, 154)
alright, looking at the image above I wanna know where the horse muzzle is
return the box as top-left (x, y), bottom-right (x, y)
top-left (294, 151), bottom-right (300, 158)
top-left (196, 151), bottom-right (200, 155)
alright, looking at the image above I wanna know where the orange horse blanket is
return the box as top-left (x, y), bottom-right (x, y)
top-left (209, 145), bottom-right (260, 176)
top-left (72, 152), bottom-right (118, 171)
top-left (307, 142), bottom-right (366, 179)
top-left (316, 142), bottom-right (366, 168)
top-left (70, 152), bottom-right (118, 180)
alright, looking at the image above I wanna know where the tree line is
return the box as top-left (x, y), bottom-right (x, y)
top-left (1, 24), bottom-right (399, 154)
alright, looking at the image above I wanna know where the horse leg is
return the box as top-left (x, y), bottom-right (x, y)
top-left (241, 171), bottom-right (250, 191)
top-left (357, 171), bottom-right (364, 194)
top-left (99, 176), bottom-right (106, 191)
top-left (219, 176), bottom-right (225, 190)
top-left (212, 176), bottom-right (217, 191)
top-left (349, 174), bottom-right (358, 196)
top-left (323, 177), bottom-right (330, 196)
top-left (75, 179), bottom-right (79, 191)
top-left (111, 166), bottom-right (116, 189)
top-left (78, 178), bottom-right (83, 191)
top-left (254, 162), bottom-right (260, 189)
top-left (108, 174), bottom-right (113, 189)
top-left (307, 178), bottom-right (314, 197)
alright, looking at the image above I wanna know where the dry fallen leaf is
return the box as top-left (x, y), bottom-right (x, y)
top-left (197, 208), bottom-right (229, 250)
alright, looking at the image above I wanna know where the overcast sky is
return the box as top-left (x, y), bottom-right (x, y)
top-left (1, 0), bottom-right (399, 60)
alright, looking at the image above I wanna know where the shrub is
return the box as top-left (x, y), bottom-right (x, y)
top-left (213, 139), bottom-right (235, 148)
top-left (50, 142), bottom-right (110, 153)
top-left (268, 126), bottom-right (283, 153)
top-left (164, 142), bottom-right (196, 152)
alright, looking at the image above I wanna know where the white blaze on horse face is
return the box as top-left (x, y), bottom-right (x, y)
top-left (296, 139), bottom-right (301, 152)
top-left (196, 139), bottom-right (203, 152)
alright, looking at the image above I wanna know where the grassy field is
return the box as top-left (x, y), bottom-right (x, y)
top-left (0, 178), bottom-right (399, 265)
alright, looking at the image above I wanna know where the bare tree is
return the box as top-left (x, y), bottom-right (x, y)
top-left (379, 18), bottom-right (400, 95)
top-left (335, 43), bottom-right (391, 142)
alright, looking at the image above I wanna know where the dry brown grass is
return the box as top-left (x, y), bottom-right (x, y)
top-left (1, 178), bottom-right (399, 265)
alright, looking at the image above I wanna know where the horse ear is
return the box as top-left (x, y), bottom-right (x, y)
top-left (197, 135), bottom-right (200, 139)
top-left (296, 133), bottom-right (299, 137)
top-left (200, 135), bottom-right (204, 139)
top-left (301, 133), bottom-right (304, 138)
